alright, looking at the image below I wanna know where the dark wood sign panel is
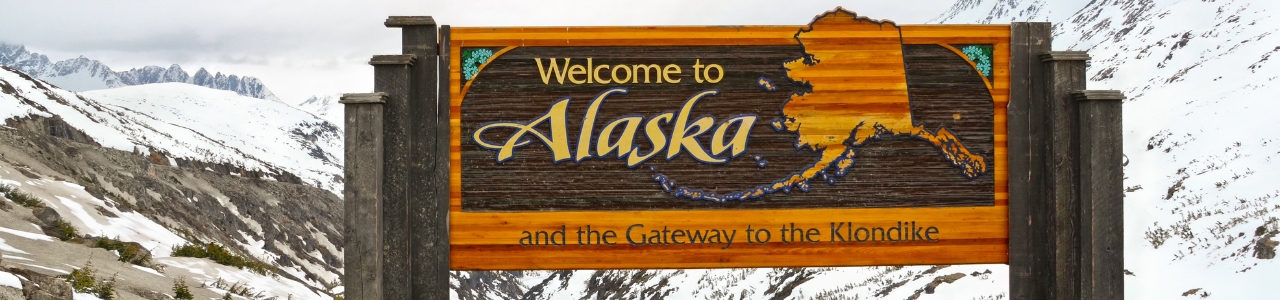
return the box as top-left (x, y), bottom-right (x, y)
top-left (448, 9), bottom-right (1011, 269)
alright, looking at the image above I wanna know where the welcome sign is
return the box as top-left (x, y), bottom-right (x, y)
top-left (447, 8), bottom-right (1010, 269)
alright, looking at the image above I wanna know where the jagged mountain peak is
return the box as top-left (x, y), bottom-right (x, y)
top-left (0, 43), bottom-right (281, 102)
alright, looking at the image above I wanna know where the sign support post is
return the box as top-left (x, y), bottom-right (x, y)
top-left (371, 54), bottom-right (417, 300)
top-left (1044, 50), bottom-right (1091, 300)
top-left (384, 16), bottom-right (450, 299)
top-left (1009, 24), bottom-right (1125, 300)
top-left (339, 92), bottom-right (388, 300)
top-left (1007, 21), bottom-right (1053, 300)
top-left (341, 13), bottom-right (1123, 300)
top-left (1075, 90), bottom-right (1125, 300)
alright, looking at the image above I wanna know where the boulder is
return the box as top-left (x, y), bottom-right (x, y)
top-left (1254, 232), bottom-right (1278, 259)
top-left (11, 267), bottom-right (73, 300)
top-left (33, 207), bottom-right (62, 226)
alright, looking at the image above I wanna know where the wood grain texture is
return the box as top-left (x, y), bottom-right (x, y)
top-left (449, 25), bottom-right (1010, 47)
top-left (456, 41), bottom-right (1000, 210)
top-left (444, 9), bottom-right (1012, 269)
top-left (374, 59), bottom-right (413, 300)
top-left (454, 241), bottom-right (1006, 270)
top-left (395, 23), bottom-right (447, 300)
top-left (342, 96), bottom-right (384, 300)
top-left (428, 25), bottom-right (454, 298)
top-left (451, 206), bottom-right (1008, 269)
top-left (1075, 90), bottom-right (1124, 300)
top-left (1007, 22), bottom-right (1053, 300)
top-left (1043, 51), bottom-right (1089, 300)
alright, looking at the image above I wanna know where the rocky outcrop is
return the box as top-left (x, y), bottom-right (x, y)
top-left (10, 267), bottom-right (74, 300)
top-left (0, 43), bottom-right (279, 101)
top-left (5, 115), bottom-right (100, 147)
top-left (1254, 229), bottom-right (1278, 260)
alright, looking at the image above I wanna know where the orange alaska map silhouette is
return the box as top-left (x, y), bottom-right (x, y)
top-left (665, 8), bottom-right (989, 203)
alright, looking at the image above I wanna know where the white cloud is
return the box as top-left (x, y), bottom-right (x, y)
top-left (0, 0), bottom-right (952, 104)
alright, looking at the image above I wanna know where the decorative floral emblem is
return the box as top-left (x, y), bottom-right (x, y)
top-left (462, 48), bottom-right (494, 80)
top-left (960, 45), bottom-right (993, 77)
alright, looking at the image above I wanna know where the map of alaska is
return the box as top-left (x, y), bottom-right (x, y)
top-left (662, 8), bottom-right (989, 203)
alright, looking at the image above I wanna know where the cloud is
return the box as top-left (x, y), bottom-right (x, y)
top-left (0, 0), bottom-right (954, 103)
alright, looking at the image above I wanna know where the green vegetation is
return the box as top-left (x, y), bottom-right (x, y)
top-left (48, 219), bottom-right (79, 241)
top-left (0, 184), bottom-right (44, 208)
top-left (171, 242), bottom-right (273, 275)
top-left (93, 237), bottom-right (150, 266)
top-left (94, 274), bottom-right (119, 300)
top-left (173, 279), bottom-right (194, 300)
top-left (64, 261), bottom-right (117, 300)
top-left (66, 262), bottom-right (97, 292)
top-left (1, 185), bottom-right (84, 241)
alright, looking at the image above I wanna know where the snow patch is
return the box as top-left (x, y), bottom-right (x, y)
top-left (2, 256), bottom-right (33, 262)
top-left (72, 293), bottom-right (104, 300)
top-left (131, 265), bottom-right (165, 277)
top-left (0, 227), bottom-right (56, 242)
top-left (0, 237), bottom-right (28, 255)
top-left (0, 271), bottom-right (21, 289)
top-left (17, 263), bottom-right (67, 274)
top-left (159, 257), bottom-right (323, 300)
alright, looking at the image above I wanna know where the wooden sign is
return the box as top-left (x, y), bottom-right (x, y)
top-left (446, 8), bottom-right (1010, 270)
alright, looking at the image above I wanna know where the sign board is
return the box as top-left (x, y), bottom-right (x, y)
top-left (446, 8), bottom-right (1010, 270)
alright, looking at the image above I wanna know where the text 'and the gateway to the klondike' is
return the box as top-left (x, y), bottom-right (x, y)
top-left (519, 222), bottom-right (941, 250)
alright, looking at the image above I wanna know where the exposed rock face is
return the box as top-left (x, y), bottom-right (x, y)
top-left (0, 43), bottom-right (279, 101)
top-left (1254, 231), bottom-right (1278, 260)
top-left (79, 237), bottom-right (155, 267)
top-left (0, 285), bottom-right (22, 300)
top-left (11, 267), bottom-right (74, 300)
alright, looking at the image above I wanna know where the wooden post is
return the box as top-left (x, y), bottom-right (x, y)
top-left (436, 27), bottom-right (451, 200)
top-left (1075, 90), bottom-right (1125, 300)
top-left (340, 92), bottom-right (388, 300)
top-left (371, 54), bottom-right (416, 300)
top-left (1041, 51), bottom-right (1090, 300)
top-left (385, 16), bottom-right (448, 300)
top-left (431, 24), bottom-right (452, 288)
top-left (1007, 22), bottom-right (1052, 300)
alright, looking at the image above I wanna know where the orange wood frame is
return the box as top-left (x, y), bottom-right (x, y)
top-left (447, 24), bottom-right (1011, 270)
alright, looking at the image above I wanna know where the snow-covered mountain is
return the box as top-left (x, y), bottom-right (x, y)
top-left (0, 66), bottom-right (343, 196)
top-left (0, 43), bottom-right (280, 101)
top-left (0, 65), bottom-right (345, 299)
top-left (935, 0), bottom-right (1280, 299)
top-left (295, 94), bottom-right (343, 127)
top-left (2, 0), bottom-right (1276, 298)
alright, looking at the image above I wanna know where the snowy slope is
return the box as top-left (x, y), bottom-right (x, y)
top-left (83, 84), bottom-right (344, 193)
top-left (0, 162), bottom-right (329, 300)
top-left (932, 0), bottom-right (1280, 298)
top-left (295, 94), bottom-right (343, 128)
top-left (0, 43), bottom-right (280, 101)
top-left (0, 66), bottom-right (344, 196)
top-left (2, 66), bottom-right (345, 298)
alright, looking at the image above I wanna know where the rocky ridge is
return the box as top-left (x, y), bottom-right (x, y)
top-left (0, 43), bottom-right (279, 101)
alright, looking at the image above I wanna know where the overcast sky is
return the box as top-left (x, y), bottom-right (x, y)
top-left (0, 0), bottom-right (955, 103)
